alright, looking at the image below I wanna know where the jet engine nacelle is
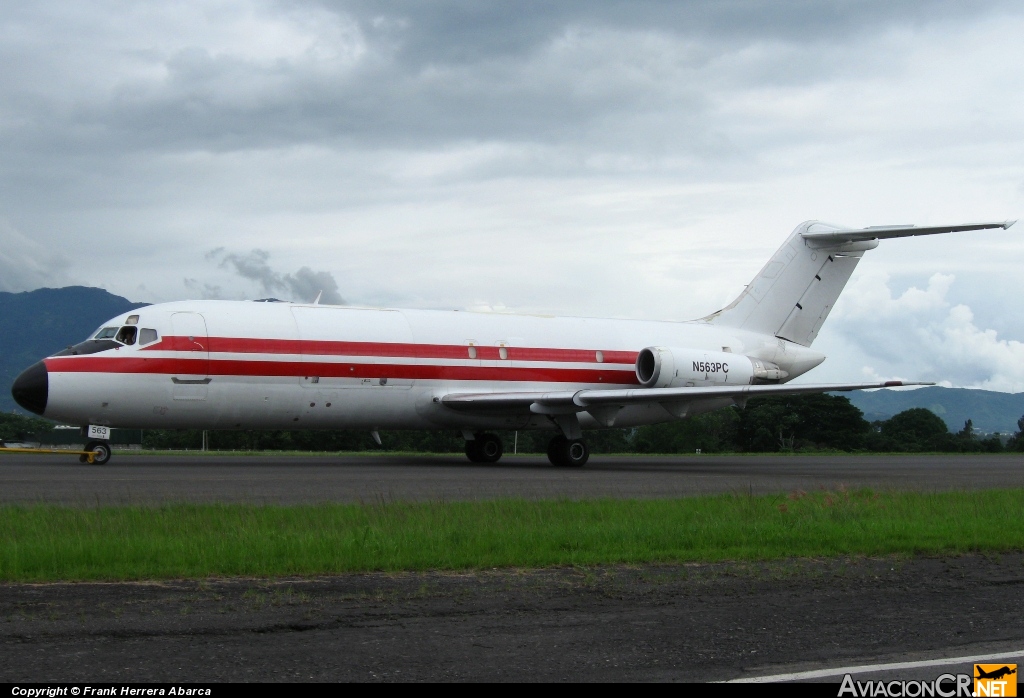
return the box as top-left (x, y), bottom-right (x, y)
top-left (635, 347), bottom-right (788, 388)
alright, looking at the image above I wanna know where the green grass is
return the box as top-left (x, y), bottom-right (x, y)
top-left (3, 489), bottom-right (1024, 582)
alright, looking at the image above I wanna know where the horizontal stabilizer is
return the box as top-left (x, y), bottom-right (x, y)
top-left (441, 380), bottom-right (932, 415)
top-left (801, 220), bottom-right (1015, 244)
top-left (703, 218), bottom-right (1016, 346)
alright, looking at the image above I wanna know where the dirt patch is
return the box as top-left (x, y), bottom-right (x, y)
top-left (3, 554), bottom-right (1024, 682)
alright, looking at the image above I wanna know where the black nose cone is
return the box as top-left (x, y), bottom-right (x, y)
top-left (12, 361), bottom-right (48, 415)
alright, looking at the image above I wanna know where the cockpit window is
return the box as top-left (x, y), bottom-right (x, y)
top-left (139, 328), bottom-right (158, 345)
top-left (95, 327), bottom-right (118, 339)
top-left (115, 326), bottom-right (137, 345)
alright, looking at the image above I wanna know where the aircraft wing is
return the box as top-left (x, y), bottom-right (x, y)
top-left (441, 380), bottom-right (932, 416)
top-left (801, 220), bottom-right (1015, 244)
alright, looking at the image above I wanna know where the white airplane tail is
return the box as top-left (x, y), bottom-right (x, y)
top-left (702, 220), bottom-right (1015, 347)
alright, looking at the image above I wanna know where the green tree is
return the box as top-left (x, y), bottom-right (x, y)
top-left (1008, 415), bottom-right (1024, 452)
top-left (633, 409), bottom-right (740, 454)
top-left (872, 408), bottom-right (952, 452)
top-left (957, 419), bottom-right (974, 440)
top-left (736, 394), bottom-right (869, 452)
top-left (951, 418), bottom-right (1002, 453)
top-left (0, 412), bottom-right (55, 443)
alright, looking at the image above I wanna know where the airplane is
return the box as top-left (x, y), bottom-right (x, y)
top-left (10, 219), bottom-right (1016, 466)
top-left (976, 666), bottom-right (1017, 681)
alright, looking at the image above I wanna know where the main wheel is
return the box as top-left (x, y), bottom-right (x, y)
top-left (83, 440), bottom-right (112, 465)
top-left (563, 439), bottom-right (589, 467)
top-left (465, 439), bottom-right (483, 462)
top-left (547, 436), bottom-right (588, 467)
top-left (475, 433), bottom-right (503, 463)
top-left (546, 435), bottom-right (568, 466)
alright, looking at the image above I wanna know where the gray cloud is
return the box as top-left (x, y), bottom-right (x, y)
top-left (212, 249), bottom-right (344, 304)
top-left (3, 0), bottom-right (1015, 163)
top-left (337, 1), bottom-right (1000, 64)
top-left (813, 272), bottom-right (1024, 392)
top-left (218, 250), bottom-right (280, 294)
top-left (183, 278), bottom-right (224, 300)
top-left (284, 266), bottom-right (345, 305)
top-left (0, 219), bottom-right (75, 292)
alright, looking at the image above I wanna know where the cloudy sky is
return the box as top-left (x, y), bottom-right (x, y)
top-left (2, 1), bottom-right (1022, 389)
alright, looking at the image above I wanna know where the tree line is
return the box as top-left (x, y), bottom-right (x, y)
top-left (2, 393), bottom-right (1021, 454)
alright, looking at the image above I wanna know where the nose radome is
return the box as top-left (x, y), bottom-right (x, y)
top-left (12, 361), bottom-right (48, 416)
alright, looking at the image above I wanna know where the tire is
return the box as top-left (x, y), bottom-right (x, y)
top-left (547, 436), bottom-right (588, 467)
top-left (465, 439), bottom-right (483, 462)
top-left (563, 439), bottom-right (589, 467)
top-left (84, 440), bottom-right (112, 465)
top-left (546, 435), bottom-right (568, 466)
top-left (475, 433), bottom-right (503, 463)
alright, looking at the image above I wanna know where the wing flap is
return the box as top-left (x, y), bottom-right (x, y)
top-left (441, 391), bottom-right (576, 413)
top-left (441, 381), bottom-right (932, 416)
top-left (575, 381), bottom-right (931, 407)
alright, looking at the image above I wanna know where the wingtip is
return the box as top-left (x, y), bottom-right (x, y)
top-left (1004, 220), bottom-right (1018, 229)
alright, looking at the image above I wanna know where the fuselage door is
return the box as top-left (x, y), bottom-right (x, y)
top-left (170, 312), bottom-right (210, 400)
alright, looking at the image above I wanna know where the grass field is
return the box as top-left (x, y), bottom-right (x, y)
top-left (3, 488), bottom-right (1024, 582)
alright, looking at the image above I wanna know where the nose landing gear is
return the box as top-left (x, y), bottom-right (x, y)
top-left (465, 432), bottom-right (503, 463)
top-left (80, 440), bottom-right (112, 465)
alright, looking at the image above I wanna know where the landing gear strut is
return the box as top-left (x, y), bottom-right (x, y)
top-left (465, 432), bottom-right (503, 463)
top-left (547, 435), bottom-right (589, 467)
top-left (80, 440), bottom-right (112, 465)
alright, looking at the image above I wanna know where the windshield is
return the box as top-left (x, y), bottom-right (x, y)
top-left (53, 339), bottom-right (121, 357)
top-left (94, 327), bottom-right (118, 339)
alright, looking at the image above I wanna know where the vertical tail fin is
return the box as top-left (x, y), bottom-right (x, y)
top-left (701, 219), bottom-right (1014, 346)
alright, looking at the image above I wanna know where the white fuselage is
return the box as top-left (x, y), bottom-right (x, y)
top-left (41, 301), bottom-right (825, 432)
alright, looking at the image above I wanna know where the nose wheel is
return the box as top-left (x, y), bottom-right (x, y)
top-left (465, 433), bottom-right (503, 463)
top-left (547, 435), bottom-right (589, 467)
top-left (80, 440), bottom-right (112, 465)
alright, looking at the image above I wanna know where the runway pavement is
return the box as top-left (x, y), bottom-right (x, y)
top-left (1, 451), bottom-right (1023, 504)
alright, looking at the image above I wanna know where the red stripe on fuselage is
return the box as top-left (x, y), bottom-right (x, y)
top-left (143, 336), bottom-right (638, 364)
top-left (44, 356), bottom-right (640, 385)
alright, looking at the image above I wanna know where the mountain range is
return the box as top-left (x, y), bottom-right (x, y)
top-left (0, 287), bottom-right (147, 413)
top-left (843, 386), bottom-right (1024, 435)
top-left (1, 286), bottom-right (1022, 434)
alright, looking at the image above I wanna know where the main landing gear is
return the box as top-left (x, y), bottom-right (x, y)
top-left (546, 435), bottom-right (589, 468)
top-left (465, 432), bottom-right (503, 463)
top-left (462, 432), bottom-right (590, 467)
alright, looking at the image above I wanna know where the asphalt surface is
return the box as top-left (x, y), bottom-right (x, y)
top-left (3, 555), bottom-right (1024, 682)
top-left (0, 451), bottom-right (1022, 505)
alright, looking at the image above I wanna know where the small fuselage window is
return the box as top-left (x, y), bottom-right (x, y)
top-left (139, 328), bottom-right (158, 345)
top-left (115, 326), bottom-right (138, 345)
